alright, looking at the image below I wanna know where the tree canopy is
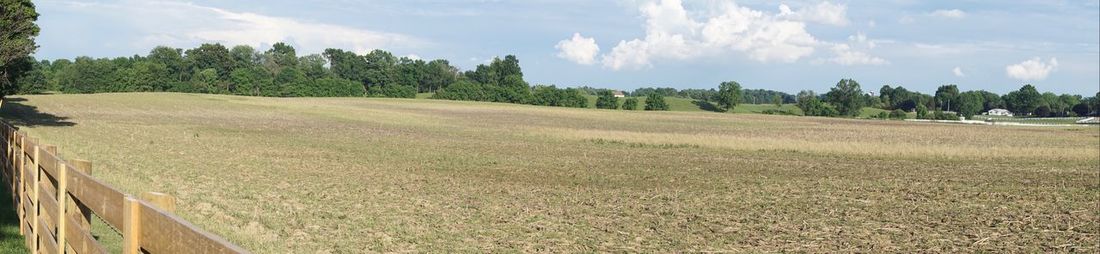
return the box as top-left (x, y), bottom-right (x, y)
top-left (1, 0), bottom-right (40, 97)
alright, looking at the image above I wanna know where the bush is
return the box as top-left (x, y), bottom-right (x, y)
top-left (877, 111), bottom-right (889, 119)
top-left (622, 97), bottom-right (639, 110)
top-left (531, 85), bottom-right (587, 108)
top-left (644, 93), bottom-right (669, 111)
top-left (761, 109), bottom-right (796, 115)
top-left (915, 104), bottom-right (928, 119)
top-left (889, 109), bottom-right (907, 120)
top-left (433, 81), bottom-right (486, 101)
top-left (595, 90), bottom-right (619, 109)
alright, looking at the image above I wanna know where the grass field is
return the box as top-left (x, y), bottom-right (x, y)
top-left (0, 93), bottom-right (1097, 252)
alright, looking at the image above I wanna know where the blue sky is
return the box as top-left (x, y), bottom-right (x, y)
top-left (34, 0), bottom-right (1100, 95)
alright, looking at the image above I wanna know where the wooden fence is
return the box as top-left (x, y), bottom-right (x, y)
top-left (0, 121), bottom-right (248, 254)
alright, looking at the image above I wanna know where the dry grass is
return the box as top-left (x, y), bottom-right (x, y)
top-left (1, 92), bottom-right (1097, 253)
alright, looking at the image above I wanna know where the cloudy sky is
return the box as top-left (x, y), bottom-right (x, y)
top-left (34, 0), bottom-right (1100, 95)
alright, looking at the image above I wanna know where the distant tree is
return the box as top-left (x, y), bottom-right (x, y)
top-left (975, 90), bottom-right (1003, 111)
top-left (796, 90), bottom-right (838, 117)
top-left (772, 94), bottom-right (782, 108)
top-left (622, 97), bottom-right (639, 110)
top-left (229, 66), bottom-right (272, 96)
top-left (934, 84), bottom-right (960, 111)
top-left (879, 85), bottom-right (894, 107)
top-left (184, 43), bottom-right (234, 80)
top-left (644, 93), bottom-right (669, 111)
top-left (957, 91), bottom-right (984, 118)
top-left (1071, 103), bottom-right (1091, 117)
top-left (298, 54), bottom-right (329, 80)
top-left (824, 79), bottom-right (864, 116)
top-left (1003, 84), bottom-right (1042, 115)
top-left (1035, 105), bottom-right (1052, 117)
top-left (323, 48), bottom-right (369, 85)
top-left (889, 109), bottom-right (907, 120)
top-left (716, 81), bottom-right (742, 112)
top-left (1093, 92), bottom-right (1100, 115)
top-left (0, 0), bottom-right (40, 97)
top-left (915, 104), bottom-right (928, 119)
top-left (595, 90), bottom-right (619, 109)
top-left (147, 46), bottom-right (187, 82)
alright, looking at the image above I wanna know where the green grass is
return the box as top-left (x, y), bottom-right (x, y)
top-left (0, 185), bottom-right (27, 254)
top-left (0, 93), bottom-right (1096, 252)
top-left (415, 92), bottom-right (435, 99)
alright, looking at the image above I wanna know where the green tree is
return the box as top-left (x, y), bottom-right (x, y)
top-left (824, 79), bottom-right (864, 116)
top-left (184, 43), bottom-right (234, 80)
top-left (957, 91), bottom-right (984, 118)
top-left (595, 90), bottom-right (619, 109)
top-left (716, 81), bottom-right (742, 112)
top-left (772, 94), bottom-right (782, 108)
top-left (229, 67), bottom-right (272, 96)
top-left (1003, 84), bottom-right (1042, 115)
top-left (644, 93), bottom-right (669, 111)
top-left (147, 46), bottom-right (187, 82)
top-left (622, 97), bottom-right (639, 110)
top-left (915, 104), bottom-right (928, 119)
top-left (934, 84), bottom-right (960, 111)
top-left (0, 0), bottom-right (40, 97)
top-left (1071, 103), bottom-right (1091, 116)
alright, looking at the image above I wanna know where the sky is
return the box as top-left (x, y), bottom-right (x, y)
top-left (33, 0), bottom-right (1100, 95)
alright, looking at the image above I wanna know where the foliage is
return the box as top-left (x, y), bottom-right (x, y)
top-left (644, 93), bottom-right (670, 111)
top-left (531, 85), bottom-right (587, 108)
top-left (796, 90), bottom-right (837, 117)
top-left (0, 0), bottom-right (39, 97)
top-left (1071, 103), bottom-right (1091, 116)
top-left (957, 91), bottom-right (984, 118)
top-left (889, 109), bottom-right (907, 120)
top-left (716, 81), bottom-right (742, 112)
top-left (595, 90), bottom-right (619, 109)
top-left (622, 97), bottom-right (639, 110)
top-left (824, 79), bottom-right (864, 117)
top-left (934, 84), bottom-right (960, 111)
top-left (915, 104), bottom-right (928, 119)
top-left (1003, 84), bottom-right (1042, 115)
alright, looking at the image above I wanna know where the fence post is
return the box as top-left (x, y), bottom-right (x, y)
top-left (15, 134), bottom-right (25, 236)
top-left (30, 141), bottom-right (40, 254)
top-left (70, 160), bottom-right (93, 231)
top-left (141, 192), bottom-right (177, 212)
top-left (56, 160), bottom-right (67, 254)
top-left (123, 196), bottom-right (142, 254)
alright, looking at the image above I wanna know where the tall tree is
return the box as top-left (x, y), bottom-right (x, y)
top-left (644, 93), bottom-right (670, 111)
top-left (595, 90), bottom-right (619, 109)
top-left (957, 91), bottom-right (984, 118)
top-left (716, 81), bottom-right (742, 112)
top-left (184, 43), bottom-right (234, 80)
top-left (824, 79), bottom-right (864, 117)
top-left (1003, 84), bottom-right (1042, 115)
top-left (0, 0), bottom-right (40, 97)
top-left (934, 84), bottom-right (960, 111)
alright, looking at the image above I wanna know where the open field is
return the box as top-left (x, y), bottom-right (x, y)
top-left (0, 93), bottom-right (1097, 252)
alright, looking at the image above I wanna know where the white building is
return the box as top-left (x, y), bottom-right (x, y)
top-left (612, 91), bottom-right (625, 98)
top-left (985, 108), bottom-right (1014, 116)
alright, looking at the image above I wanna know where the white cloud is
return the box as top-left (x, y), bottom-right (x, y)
top-left (778, 1), bottom-right (850, 26)
top-left (58, 0), bottom-right (424, 55)
top-left (930, 9), bottom-right (966, 19)
top-left (815, 32), bottom-right (887, 66)
top-left (585, 0), bottom-right (829, 70)
top-left (953, 66), bottom-right (965, 77)
top-left (1006, 57), bottom-right (1059, 80)
top-left (555, 33), bottom-right (601, 65)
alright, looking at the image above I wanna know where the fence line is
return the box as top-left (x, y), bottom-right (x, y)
top-left (0, 121), bottom-right (248, 254)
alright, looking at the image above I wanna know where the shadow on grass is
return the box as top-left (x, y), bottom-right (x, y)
top-left (1, 184), bottom-right (27, 253)
top-left (0, 97), bottom-right (75, 127)
top-left (692, 100), bottom-right (723, 112)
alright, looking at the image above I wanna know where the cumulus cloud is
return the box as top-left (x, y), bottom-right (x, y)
top-left (778, 1), bottom-right (850, 26)
top-left (570, 0), bottom-right (840, 70)
top-left (54, 0), bottom-right (423, 54)
top-left (1006, 57), bottom-right (1058, 80)
top-left (815, 32), bottom-right (888, 66)
top-left (953, 66), bottom-right (965, 77)
top-left (555, 33), bottom-right (601, 65)
top-left (930, 9), bottom-right (966, 18)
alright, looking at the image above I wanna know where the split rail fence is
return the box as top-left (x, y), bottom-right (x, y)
top-left (0, 121), bottom-right (248, 253)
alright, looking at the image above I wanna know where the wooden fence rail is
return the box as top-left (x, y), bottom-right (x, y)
top-left (0, 121), bottom-right (248, 254)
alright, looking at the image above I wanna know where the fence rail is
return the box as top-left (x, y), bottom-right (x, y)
top-left (0, 121), bottom-right (248, 254)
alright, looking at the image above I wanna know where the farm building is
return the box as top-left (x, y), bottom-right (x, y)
top-left (613, 90), bottom-right (625, 98)
top-left (985, 108), bottom-right (1013, 116)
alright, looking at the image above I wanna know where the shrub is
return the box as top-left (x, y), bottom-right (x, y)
top-left (622, 97), bottom-right (639, 110)
top-left (877, 111), bottom-right (889, 119)
top-left (644, 93), bottom-right (669, 111)
top-left (761, 109), bottom-right (796, 115)
top-left (595, 90), bottom-right (619, 109)
top-left (889, 109), bottom-right (907, 120)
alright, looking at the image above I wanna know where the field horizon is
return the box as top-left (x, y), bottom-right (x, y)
top-left (0, 92), bottom-right (1096, 252)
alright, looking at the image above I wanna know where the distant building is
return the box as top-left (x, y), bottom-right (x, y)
top-left (986, 109), bottom-right (1013, 116)
top-left (612, 91), bottom-right (625, 98)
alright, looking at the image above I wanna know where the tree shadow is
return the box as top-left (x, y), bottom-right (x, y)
top-left (692, 100), bottom-right (723, 112)
top-left (0, 97), bottom-right (76, 127)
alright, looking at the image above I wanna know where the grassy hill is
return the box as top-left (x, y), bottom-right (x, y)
top-left (2, 93), bottom-right (1095, 252)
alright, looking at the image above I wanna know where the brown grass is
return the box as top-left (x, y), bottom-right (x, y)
top-left (1, 92), bottom-right (1097, 253)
